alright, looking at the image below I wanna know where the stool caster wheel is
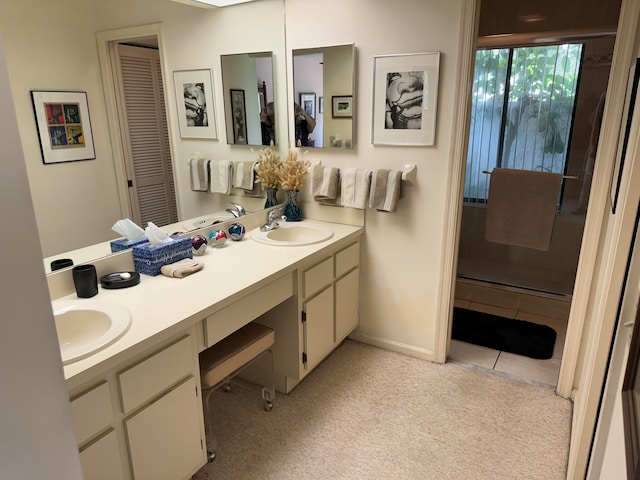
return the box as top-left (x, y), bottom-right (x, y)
top-left (264, 400), bottom-right (273, 412)
top-left (207, 450), bottom-right (216, 463)
top-left (222, 384), bottom-right (231, 393)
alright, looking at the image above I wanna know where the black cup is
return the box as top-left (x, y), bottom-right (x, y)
top-left (51, 258), bottom-right (74, 271)
top-left (72, 265), bottom-right (98, 298)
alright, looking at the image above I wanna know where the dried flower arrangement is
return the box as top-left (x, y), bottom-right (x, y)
top-left (254, 146), bottom-right (281, 189)
top-left (278, 149), bottom-right (310, 191)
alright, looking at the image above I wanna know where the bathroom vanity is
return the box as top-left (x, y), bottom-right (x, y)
top-left (52, 216), bottom-right (362, 480)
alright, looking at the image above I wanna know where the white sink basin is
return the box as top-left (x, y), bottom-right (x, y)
top-left (182, 212), bottom-right (234, 231)
top-left (52, 299), bottom-right (131, 365)
top-left (250, 221), bottom-right (334, 246)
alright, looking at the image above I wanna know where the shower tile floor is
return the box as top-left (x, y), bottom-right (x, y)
top-left (449, 298), bottom-right (568, 387)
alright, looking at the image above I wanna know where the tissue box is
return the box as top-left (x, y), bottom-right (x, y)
top-left (110, 237), bottom-right (148, 253)
top-left (133, 236), bottom-right (192, 276)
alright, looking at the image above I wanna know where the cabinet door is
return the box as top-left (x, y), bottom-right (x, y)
top-left (335, 268), bottom-right (359, 342)
top-left (304, 286), bottom-right (334, 372)
top-left (125, 377), bottom-right (204, 480)
top-left (79, 429), bottom-right (125, 480)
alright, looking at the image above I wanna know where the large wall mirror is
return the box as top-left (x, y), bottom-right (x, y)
top-left (221, 52), bottom-right (276, 146)
top-left (292, 44), bottom-right (355, 149)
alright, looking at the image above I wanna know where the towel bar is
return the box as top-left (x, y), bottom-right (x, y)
top-left (482, 169), bottom-right (578, 180)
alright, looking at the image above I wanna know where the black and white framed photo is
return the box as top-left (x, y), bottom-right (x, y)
top-left (173, 69), bottom-right (217, 139)
top-left (230, 89), bottom-right (248, 145)
top-left (332, 95), bottom-right (353, 118)
top-left (372, 52), bottom-right (440, 146)
top-left (30, 90), bottom-right (95, 164)
top-left (300, 92), bottom-right (316, 117)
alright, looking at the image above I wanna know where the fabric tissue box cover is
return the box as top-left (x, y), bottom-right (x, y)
top-left (110, 237), bottom-right (149, 253)
top-left (133, 235), bottom-right (192, 276)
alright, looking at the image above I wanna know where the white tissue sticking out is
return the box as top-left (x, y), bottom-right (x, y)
top-left (145, 222), bottom-right (172, 246)
top-left (112, 218), bottom-right (146, 241)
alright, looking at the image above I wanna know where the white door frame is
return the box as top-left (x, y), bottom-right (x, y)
top-left (95, 23), bottom-right (178, 221)
top-left (438, 0), bottom-right (640, 477)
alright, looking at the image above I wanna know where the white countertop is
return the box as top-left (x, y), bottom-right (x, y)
top-left (61, 220), bottom-right (363, 390)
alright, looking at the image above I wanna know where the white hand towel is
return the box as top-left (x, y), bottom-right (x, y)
top-left (311, 164), bottom-right (340, 203)
top-left (210, 159), bottom-right (233, 194)
top-left (341, 168), bottom-right (371, 210)
top-left (369, 169), bottom-right (402, 213)
top-left (233, 161), bottom-right (256, 190)
top-left (189, 156), bottom-right (210, 192)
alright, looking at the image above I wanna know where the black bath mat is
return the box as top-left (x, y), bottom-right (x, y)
top-left (452, 307), bottom-right (557, 360)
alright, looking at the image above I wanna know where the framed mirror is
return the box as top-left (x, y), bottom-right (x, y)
top-left (292, 44), bottom-right (355, 149)
top-left (221, 52), bottom-right (276, 146)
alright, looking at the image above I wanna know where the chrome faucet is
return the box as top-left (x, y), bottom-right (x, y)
top-left (260, 207), bottom-right (286, 232)
top-left (225, 202), bottom-right (246, 218)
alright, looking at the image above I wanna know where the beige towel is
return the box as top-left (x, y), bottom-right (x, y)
top-left (189, 157), bottom-right (209, 192)
top-left (485, 168), bottom-right (562, 251)
top-left (233, 161), bottom-right (257, 190)
top-left (369, 169), bottom-right (402, 212)
top-left (341, 168), bottom-right (371, 210)
top-left (210, 159), bottom-right (233, 194)
top-left (160, 258), bottom-right (204, 278)
top-left (311, 164), bottom-right (340, 203)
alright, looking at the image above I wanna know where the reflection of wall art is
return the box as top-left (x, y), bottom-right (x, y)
top-left (319, 97), bottom-right (324, 114)
top-left (300, 92), bottom-right (316, 117)
top-left (332, 95), bottom-right (353, 118)
top-left (31, 90), bottom-right (95, 164)
top-left (372, 52), bottom-right (440, 146)
top-left (230, 89), bottom-right (248, 145)
top-left (173, 69), bottom-right (217, 139)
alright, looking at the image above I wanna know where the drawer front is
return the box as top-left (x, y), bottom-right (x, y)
top-left (118, 335), bottom-right (193, 414)
top-left (336, 242), bottom-right (359, 278)
top-left (303, 257), bottom-right (333, 298)
top-left (205, 272), bottom-right (293, 347)
top-left (70, 381), bottom-right (113, 446)
top-left (79, 429), bottom-right (125, 480)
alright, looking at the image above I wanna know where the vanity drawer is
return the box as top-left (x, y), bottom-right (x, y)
top-left (205, 272), bottom-right (293, 347)
top-left (304, 257), bottom-right (333, 298)
top-left (336, 242), bottom-right (359, 278)
top-left (118, 335), bottom-right (193, 414)
top-left (70, 381), bottom-right (114, 446)
top-left (79, 429), bottom-right (125, 480)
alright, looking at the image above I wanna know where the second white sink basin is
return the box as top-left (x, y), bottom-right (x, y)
top-left (250, 221), bottom-right (334, 246)
top-left (52, 299), bottom-right (131, 365)
top-left (182, 211), bottom-right (234, 231)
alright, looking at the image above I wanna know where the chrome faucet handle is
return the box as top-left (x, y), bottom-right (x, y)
top-left (228, 202), bottom-right (246, 216)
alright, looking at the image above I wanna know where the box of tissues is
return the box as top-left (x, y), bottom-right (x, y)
top-left (133, 236), bottom-right (192, 276)
top-left (110, 237), bottom-right (148, 253)
top-left (110, 218), bottom-right (148, 253)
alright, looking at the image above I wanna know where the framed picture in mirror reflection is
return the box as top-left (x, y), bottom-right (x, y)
top-left (300, 92), bottom-right (316, 117)
top-left (332, 95), bottom-right (353, 118)
top-left (173, 69), bottom-right (218, 139)
top-left (31, 90), bottom-right (96, 164)
top-left (230, 89), bottom-right (248, 145)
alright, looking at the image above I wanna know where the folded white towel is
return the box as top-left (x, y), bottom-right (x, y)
top-left (369, 169), bottom-right (402, 212)
top-left (189, 156), bottom-right (210, 192)
top-left (311, 164), bottom-right (340, 204)
top-left (233, 161), bottom-right (257, 190)
top-left (341, 168), bottom-right (371, 210)
top-left (210, 159), bottom-right (233, 194)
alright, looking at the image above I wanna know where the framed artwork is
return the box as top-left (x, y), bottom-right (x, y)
top-left (300, 92), bottom-right (316, 117)
top-left (30, 90), bottom-right (95, 164)
top-left (332, 95), bottom-right (353, 118)
top-left (319, 97), bottom-right (324, 114)
top-left (230, 89), bottom-right (248, 145)
top-left (372, 52), bottom-right (440, 146)
top-left (173, 69), bottom-right (217, 139)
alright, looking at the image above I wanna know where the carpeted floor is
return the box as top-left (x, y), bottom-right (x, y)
top-left (193, 340), bottom-right (572, 480)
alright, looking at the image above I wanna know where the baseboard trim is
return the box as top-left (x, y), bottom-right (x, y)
top-left (349, 332), bottom-right (435, 362)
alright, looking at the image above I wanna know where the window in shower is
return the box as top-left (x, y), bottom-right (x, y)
top-left (464, 44), bottom-right (584, 204)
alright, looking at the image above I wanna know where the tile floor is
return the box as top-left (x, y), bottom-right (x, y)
top-left (449, 297), bottom-right (568, 387)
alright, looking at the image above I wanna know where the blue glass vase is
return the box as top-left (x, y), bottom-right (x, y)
top-left (283, 190), bottom-right (302, 222)
top-left (264, 188), bottom-right (279, 209)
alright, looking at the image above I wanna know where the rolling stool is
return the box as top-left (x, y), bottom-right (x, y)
top-left (199, 322), bottom-right (275, 462)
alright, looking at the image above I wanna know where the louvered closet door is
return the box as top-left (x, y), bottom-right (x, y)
top-left (116, 44), bottom-right (177, 227)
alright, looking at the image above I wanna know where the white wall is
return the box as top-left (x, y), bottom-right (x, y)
top-left (0, 38), bottom-right (83, 480)
top-left (286, 0), bottom-right (464, 357)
